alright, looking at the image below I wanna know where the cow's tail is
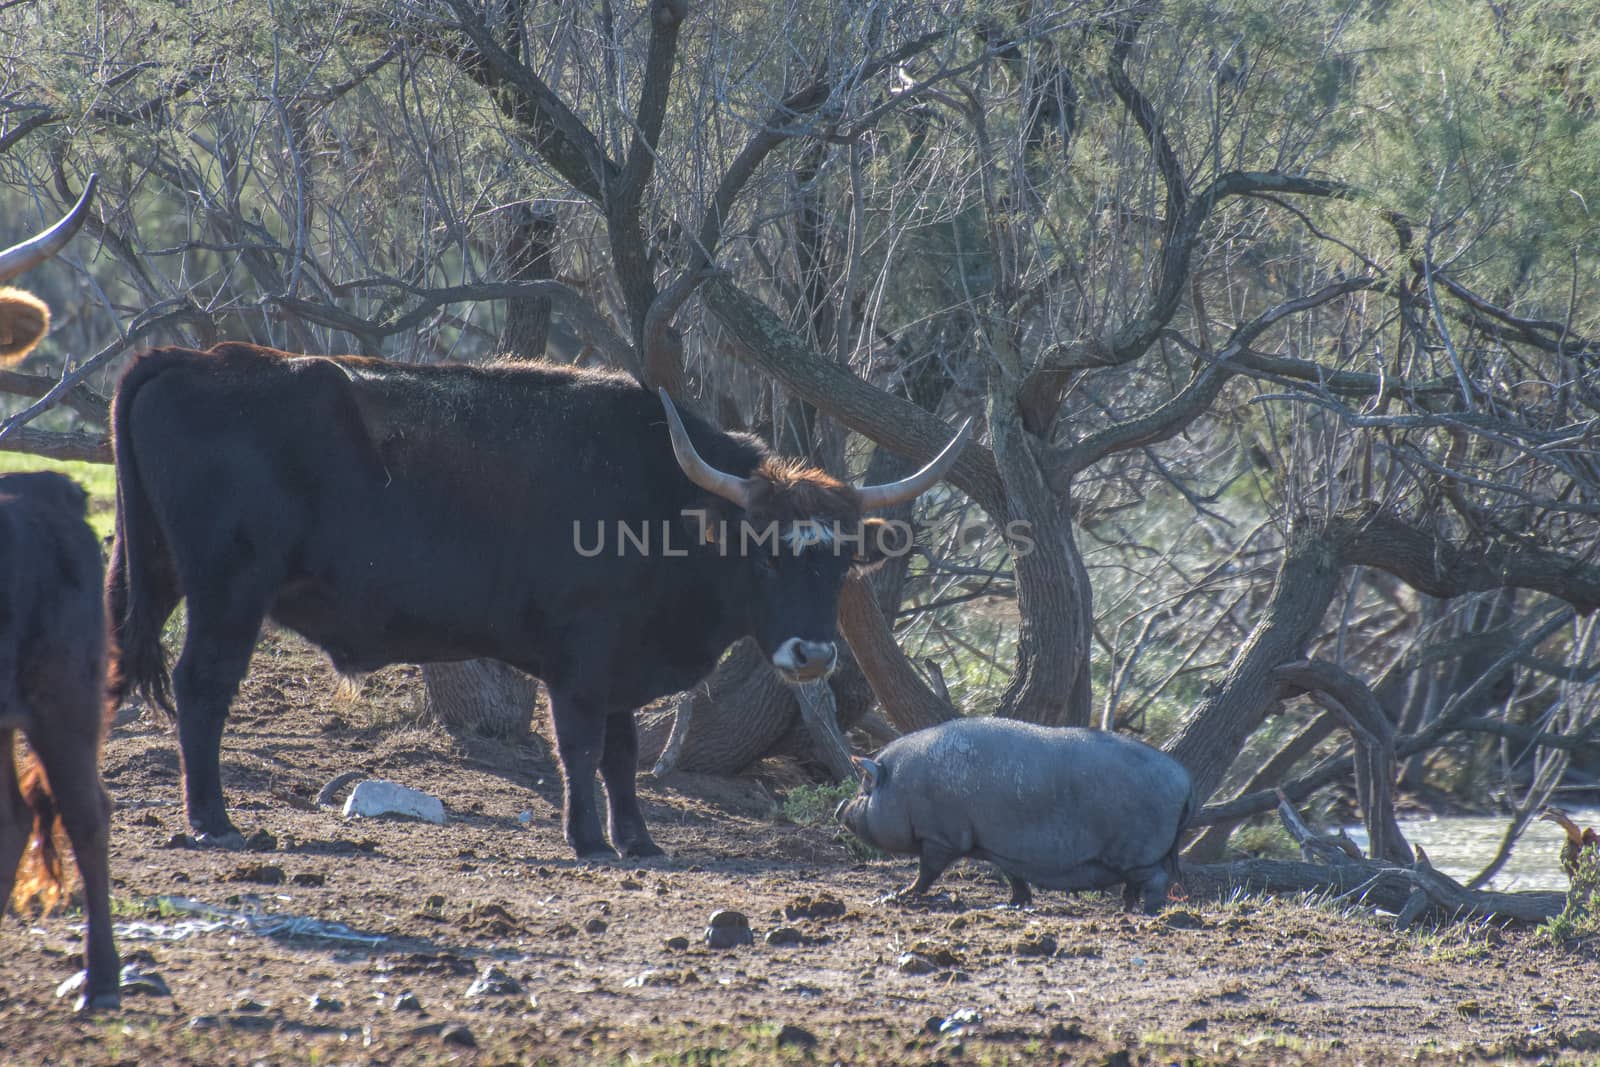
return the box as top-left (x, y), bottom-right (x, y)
top-left (9, 740), bottom-right (68, 914)
top-left (108, 348), bottom-right (185, 717)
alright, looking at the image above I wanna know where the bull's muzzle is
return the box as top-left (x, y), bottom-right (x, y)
top-left (772, 638), bottom-right (838, 683)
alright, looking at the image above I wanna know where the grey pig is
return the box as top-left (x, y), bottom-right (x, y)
top-left (835, 717), bottom-right (1194, 913)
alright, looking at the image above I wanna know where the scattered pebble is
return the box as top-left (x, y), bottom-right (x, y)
top-left (584, 917), bottom-right (609, 934)
top-left (439, 1023), bottom-right (477, 1047)
top-left (291, 872), bottom-right (326, 887)
top-left (393, 991), bottom-right (424, 1013)
top-left (784, 893), bottom-right (846, 921)
top-left (897, 952), bottom-right (937, 976)
top-left (465, 965), bottom-right (522, 998)
top-left (244, 829), bottom-right (278, 852)
top-left (225, 863), bottom-right (285, 886)
top-left (775, 1023), bottom-right (817, 1050)
top-left (1012, 932), bottom-right (1057, 958)
top-left (765, 926), bottom-right (804, 947)
top-left (663, 935), bottom-right (690, 951)
top-left (704, 909), bottom-right (753, 949)
top-left (308, 993), bottom-right (344, 1013)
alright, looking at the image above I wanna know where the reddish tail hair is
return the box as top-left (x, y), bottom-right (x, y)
top-left (9, 657), bottom-right (119, 915)
top-left (10, 743), bottom-right (69, 914)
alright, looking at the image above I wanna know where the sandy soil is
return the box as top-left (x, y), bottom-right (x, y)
top-left (2, 632), bottom-right (1598, 1065)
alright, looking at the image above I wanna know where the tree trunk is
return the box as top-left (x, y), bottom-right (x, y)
top-left (499, 200), bottom-right (559, 359)
top-left (420, 659), bottom-right (542, 739)
top-left (988, 404), bottom-right (1093, 726)
top-left (1169, 522), bottom-right (1343, 859)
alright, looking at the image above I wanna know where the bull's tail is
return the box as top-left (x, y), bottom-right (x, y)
top-left (9, 741), bottom-right (68, 914)
top-left (108, 348), bottom-right (187, 717)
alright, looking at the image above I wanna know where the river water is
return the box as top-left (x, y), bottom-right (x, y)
top-left (1344, 804), bottom-right (1600, 891)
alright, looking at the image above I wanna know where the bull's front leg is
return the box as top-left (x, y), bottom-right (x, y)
top-left (600, 709), bottom-right (663, 858)
top-left (547, 690), bottom-right (615, 860)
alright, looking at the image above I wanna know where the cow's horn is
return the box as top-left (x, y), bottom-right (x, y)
top-left (0, 174), bottom-right (98, 284)
top-left (659, 388), bottom-right (757, 509)
top-left (855, 418), bottom-right (973, 512)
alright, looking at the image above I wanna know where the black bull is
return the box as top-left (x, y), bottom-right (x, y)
top-left (109, 345), bottom-right (968, 858)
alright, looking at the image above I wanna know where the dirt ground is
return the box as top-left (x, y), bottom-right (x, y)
top-left (3, 632), bottom-right (1599, 1066)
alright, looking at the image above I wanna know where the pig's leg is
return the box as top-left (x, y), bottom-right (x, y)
top-left (1124, 867), bottom-right (1170, 914)
top-left (1005, 874), bottom-right (1033, 907)
top-left (895, 840), bottom-right (959, 899)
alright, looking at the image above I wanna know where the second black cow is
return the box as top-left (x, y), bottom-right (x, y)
top-left (110, 345), bottom-right (968, 858)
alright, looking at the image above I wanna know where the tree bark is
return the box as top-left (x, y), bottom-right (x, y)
top-left (420, 659), bottom-right (542, 739)
top-left (1169, 521), bottom-right (1343, 855)
top-left (499, 200), bottom-right (559, 359)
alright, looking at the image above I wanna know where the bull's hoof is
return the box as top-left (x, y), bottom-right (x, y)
top-left (617, 839), bottom-right (665, 860)
top-left (190, 828), bottom-right (247, 850)
top-left (574, 843), bottom-right (620, 862)
top-left (75, 989), bottom-right (122, 1014)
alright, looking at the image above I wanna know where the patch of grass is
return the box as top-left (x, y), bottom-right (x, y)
top-left (1231, 820), bottom-right (1300, 860)
top-left (0, 453), bottom-right (116, 540)
top-left (775, 780), bottom-right (880, 859)
top-left (1541, 847), bottom-right (1600, 947)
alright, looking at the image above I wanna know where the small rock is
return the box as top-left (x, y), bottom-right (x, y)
top-left (393, 991), bottom-right (424, 1013)
top-left (291, 871), bottom-right (326, 887)
top-left (664, 935), bottom-right (690, 951)
top-left (584, 917), bottom-right (608, 934)
top-left (232, 996), bottom-right (266, 1013)
top-left (1566, 1029), bottom-right (1600, 1052)
top-left (341, 780), bottom-right (446, 824)
top-left (440, 1023), bottom-right (477, 1048)
top-left (938, 1008), bottom-right (982, 1034)
top-left (897, 952), bottom-right (937, 976)
top-left (308, 993), bottom-right (344, 1013)
top-left (1012, 932), bottom-right (1057, 958)
top-left (765, 926), bottom-right (804, 947)
top-left (1048, 1020), bottom-right (1090, 1043)
top-left (784, 893), bottom-right (846, 921)
top-left (226, 863), bottom-right (285, 886)
top-left (162, 833), bottom-right (190, 849)
top-left (619, 878), bottom-right (642, 891)
top-left (134, 813), bottom-right (161, 828)
top-left (244, 829), bottom-right (278, 852)
top-left (775, 1024), bottom-right (818, 1050)
top-left (1162, 908), bottom-right (1204, 930)
top-left (1183, 1018), bottom-right (1208, 1033)
top-left (188, 1014), bottom-right (221, 1031)
top-left (117, 965), bottom-right (171, 998)
top-left (465, 965), bottom-right (522, 998)
top-left (704, 909), bottom-right (753, 949)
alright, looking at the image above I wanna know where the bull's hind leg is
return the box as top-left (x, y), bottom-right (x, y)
top-left (28, 708), bottom-right (120, 1012)
top-left (600, 710), bottom-right (662, 859)
top-left (171, 594), bottom-right (265, 848)
top-left (0, 730), bottom-right (26, 915)
top-left (547, 689), bottom-right (615, 860)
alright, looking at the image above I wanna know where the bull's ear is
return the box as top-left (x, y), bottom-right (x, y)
top-left (680, 500), bottom-right (736, 546)
top-left (851, 518), bottom-right (907, 573)
top-left (852, 756), bottom-right (881, 792)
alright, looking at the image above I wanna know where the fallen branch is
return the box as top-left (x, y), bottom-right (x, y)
top-left (1179, 792), bottom-right (1568, 926)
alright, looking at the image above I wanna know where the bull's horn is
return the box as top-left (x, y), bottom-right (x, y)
top-left (658, 387), bottom-right (757, 509)
top-left (0, 174), bottom-right (98, 284)
top-left (855, 417), bottom-right (973, 512)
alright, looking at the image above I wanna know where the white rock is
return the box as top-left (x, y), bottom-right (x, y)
top-left (341, 780), bottom-right (446, 824)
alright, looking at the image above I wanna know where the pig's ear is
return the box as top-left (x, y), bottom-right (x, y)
top-left (852, 756), bottom-right (881, 792)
